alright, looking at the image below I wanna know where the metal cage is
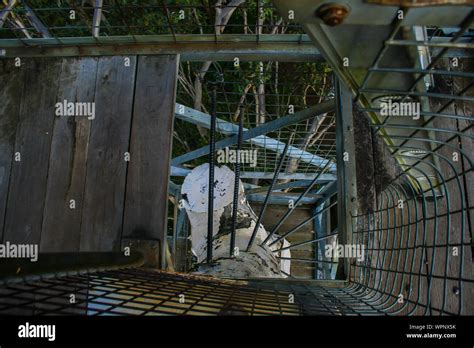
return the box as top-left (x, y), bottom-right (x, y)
top-left (0, 1), bottom-right (472, 316)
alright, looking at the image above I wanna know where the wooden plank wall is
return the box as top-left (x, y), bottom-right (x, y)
top-left (79, 56), bottom-right (137, 252)
top-left (3, 59), bottom-right (62, 245)
top-left (41, 58), bottom-right (99, 252)
top-left (0, 55), bottom-right (178, 259)
top-left (123, 56), bottom-right (178, 251)
top-left (0, 60), bottom-right (24, 243)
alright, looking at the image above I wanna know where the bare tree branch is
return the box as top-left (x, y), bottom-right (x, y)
top-left (0, 0), bottom-right (16, 28)
top-left (22, 0), bottom-right (51, 37)
top-left (2, 0), bottom-right (29, 37)
top-left (191, 0), bottom-right (246, 138)
top-left (232, 83), bottom-right (253, 122)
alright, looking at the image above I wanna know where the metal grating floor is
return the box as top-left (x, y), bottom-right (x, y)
top-left (0, 268), bottom-right (391, 316)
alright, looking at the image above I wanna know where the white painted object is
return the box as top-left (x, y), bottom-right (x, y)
top-left (181, 163), bottom-right (291, 278)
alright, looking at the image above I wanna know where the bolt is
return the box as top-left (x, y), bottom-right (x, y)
top-left (452, 286), bottom-right (460, 296)
top-left (315, 3), bottom-right (350, 27)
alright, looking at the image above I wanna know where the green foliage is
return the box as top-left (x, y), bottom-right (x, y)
top-left (4, 1), bottom-right (333, 170)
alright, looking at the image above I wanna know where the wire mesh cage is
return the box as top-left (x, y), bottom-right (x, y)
top-left (327, 9), bottom-right (474, 315)
top-left (0, 1), bottom-right (472, 316)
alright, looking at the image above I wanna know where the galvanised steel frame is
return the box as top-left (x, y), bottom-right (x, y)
top-left (273, 0), bottom-right (473, 314)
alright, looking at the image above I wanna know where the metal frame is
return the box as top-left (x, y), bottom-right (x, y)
top-left (335, 78), bottom-right (358, 280)
top-left (271, 0), bottom-right (473, 314)
top-left (0, 0), bottom-right (472, 316)
top-left (0, 34), bottom-right (321, 60)
top-left (172, 101), bottom-right (336, 171)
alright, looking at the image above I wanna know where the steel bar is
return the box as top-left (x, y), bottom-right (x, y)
top-left (230, 106), bottom-right (245, 257)
top-left (367, 67), bottom-right (474, 79)
top-left (386, 39), bottom-right (474, 49)
top-left (335, 78), bottom-right (357, 280)
top-left (313, 199), bottom-right (329, 279)
top-left (360, 107), bottom-right (473, 122)
top-left (0, 252), bottom-right (144, 283)
top-left (314, 181), bottom-right (337, 203)
top-left (262, 160), bottom-right (333, 246)
top-left (276, 257), bottom-right (338, 265)
top-left (22, 0), bottom-right (51, 38)
top-left (246, 193), bottom-right (318, 205)
top-left (171, 101), bottom-right (335, 168)
top-left (170, 167), bottom-right (337, 181)
top-left (246, 137), bottom-right (291, 251)
top-left (359, 88), bottom-right (474, 102)
top-left (92, 0), bottom-right (103, 38)
top-left (173, 103), bottom-right (332, 169)
top-left (207, 86), bottom-right (217, 263)
top-left (273, 231), bottom-right (339, 253)
top-left (271, 0), bottom-right (474, 309)
top-left (369, 18), bottom-right (474, 135)
top-left (356, 7), bottom-right (406, 102)
top-left (246, 180), bottom-right (312, 194)
top-left (0, 34), bottom-right (321, 60)
top-left (268, 200), bottom-right (338, 247)
top-left (401, 11), bottom-right (474, 101)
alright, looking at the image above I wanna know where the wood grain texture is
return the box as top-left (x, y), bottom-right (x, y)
top-left (3, 58), bottom-right (62, 244)
top-left (2, 56), bottom-right (179, 256)
top-left (79, 56), bottom-right (137, 251)
top-left (122, 55), bottom-right (179, 266)
top-left (40, 58), bottom-right (98, 252)
top-left (0, 60), bottom-right (24, 242)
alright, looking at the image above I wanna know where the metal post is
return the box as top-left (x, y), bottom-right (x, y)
top-left (335, 77), bottom-right (357, 280)
top-left (230, 106), bottom-right (245, 257)
top-left (92, 0), bottom-right (103, 38)
top-left (263, 159), bottom-right (332, 245)
top-left (207, 86), bottom-right (217, 263)
top-left (247, 137), bottom-right (291, 251)
top-left (313, 200), bottom-right (331, 279)
top-left (268, 199), bottom-right (337, 246)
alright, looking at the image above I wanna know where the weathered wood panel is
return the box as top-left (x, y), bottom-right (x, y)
top-left (40, 58), bottom-right (98, 252)
top-left (79, 56), bottom-right (137, 251)
top-left (0, 55), bottom-right (179, 255)
top-left (123, 55), bottom-right (179, 266)
top-left (0, 60), bottom-right (24, 242)
top-left (3, 58), bottom-right (62, 244)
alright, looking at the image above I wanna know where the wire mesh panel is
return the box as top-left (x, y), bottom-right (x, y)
top-left (173, 59), bottom-right (338, 281)
top-left (331, 12), bottom-right (474, 315)
top-left (349, 63), bottom-right (474, 315)
top-left (175, 61), bottom-right (336, 174)
top-left (261, 1), bottom-right (474, 314)
top-left (0, 267), bottom-right (389, 316)
top-left (0, 0), bottom-right (304, 42)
